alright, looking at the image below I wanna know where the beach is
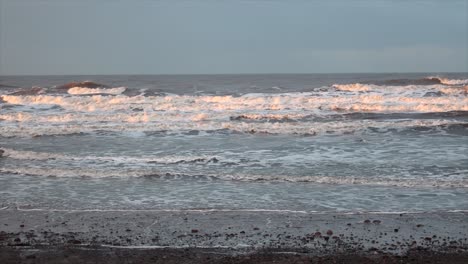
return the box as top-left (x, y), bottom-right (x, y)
top-left (1, 210), bottom-right (467, 263)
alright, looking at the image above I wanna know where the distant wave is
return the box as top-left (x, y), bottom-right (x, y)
top-left (377, 78), bottom-right (442, 86)
top-left (54, 81), bottom-right (110, 90)
top-left (357, 77), bottom-right (468, 86)
top-left (7, 87), bottom-right (46, 96)
top-left (427, 77), bottom-right (468, 86)
top-left (332, 83), bottom-right (467, 95)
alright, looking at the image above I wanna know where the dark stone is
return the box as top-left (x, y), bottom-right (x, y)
top-left (364, 219), bottom-right (371, 224)
top-left (423, 91), bottom-right (444, 97)
top-left (191, 229), bottom-right (199, 233)
top-left (373, 220), bottom-right (382, 224)
top-left (326, 230), bottom-right (333, 236)
top-left (0, 149), bottom-right (4, 157)
top-left (208, 157), bottom-right (219, 163)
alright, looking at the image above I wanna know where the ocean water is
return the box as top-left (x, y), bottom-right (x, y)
top-left (0, 73), bottom-right (467, 212)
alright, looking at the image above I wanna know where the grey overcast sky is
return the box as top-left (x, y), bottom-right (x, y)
top-left (0, 0), bottom-right (466, 75)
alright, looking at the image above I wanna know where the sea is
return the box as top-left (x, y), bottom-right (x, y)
top-left (0, 73), bottom-right (467, 213)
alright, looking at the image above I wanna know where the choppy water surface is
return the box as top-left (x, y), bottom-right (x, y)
top-left (1, 73), bottom-right (467, 212)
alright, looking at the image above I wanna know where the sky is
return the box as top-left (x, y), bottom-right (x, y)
top-left (0, 0), bottom-right (466, 75)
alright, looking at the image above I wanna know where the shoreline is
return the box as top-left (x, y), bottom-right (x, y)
top-left (1, 210), bottom-right (467, 263)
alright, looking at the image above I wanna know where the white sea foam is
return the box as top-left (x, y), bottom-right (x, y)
top-left (67, 86), bottom-right (126, 95)
top-left (332, 83), bottom-right (373, 92)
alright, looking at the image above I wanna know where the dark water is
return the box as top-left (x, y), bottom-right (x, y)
top-left (0, 73), bottom-right (467, 212)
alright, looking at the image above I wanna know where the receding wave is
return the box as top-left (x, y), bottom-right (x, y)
top-left (0, 117), bottom-right (465, 137)
top-left (0, 166), bottom-right (466, 188)
top-left (0, 148), bottom-right (223, 165)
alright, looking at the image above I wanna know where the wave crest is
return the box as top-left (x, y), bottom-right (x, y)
top-left (426, 77), bottom-right (468, 86)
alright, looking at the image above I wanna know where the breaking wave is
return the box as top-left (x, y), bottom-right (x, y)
top-left (1, 78), bottom-right (467, 137)
top-left (332, 83), bottom-right (467, 95)
top-left (427, 77), bottom-right (468, 86)
top-left (67, 86), bottom-right (126, 95)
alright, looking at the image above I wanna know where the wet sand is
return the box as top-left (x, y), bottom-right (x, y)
top-left (0, 210), bottom-right (467, 263)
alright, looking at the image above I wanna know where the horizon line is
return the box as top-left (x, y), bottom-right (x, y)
top-left (1, 71), bottom-right (467, 77)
